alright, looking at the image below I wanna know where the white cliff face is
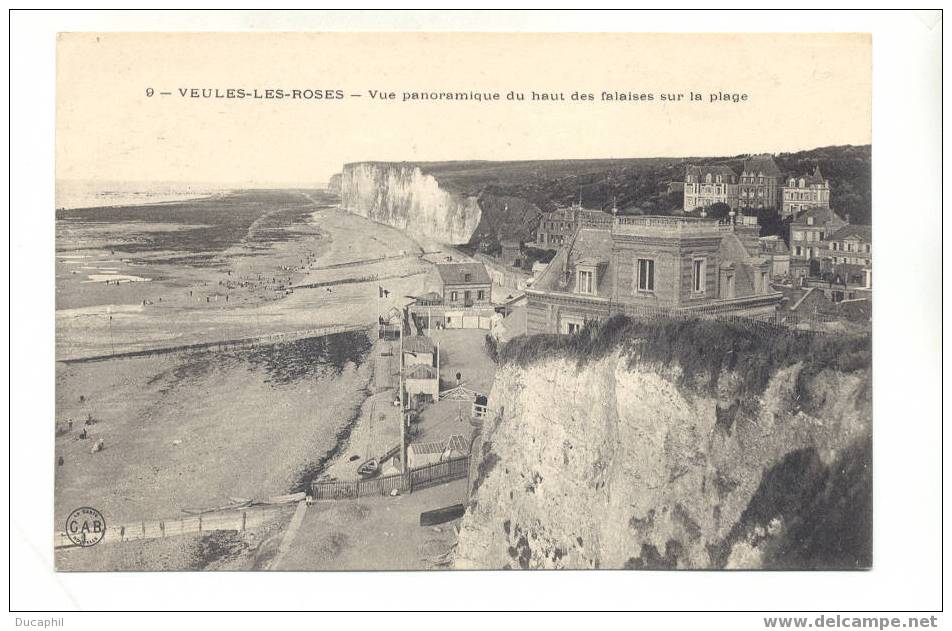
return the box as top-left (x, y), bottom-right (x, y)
top-left (456, 354), bottom-right (871, 570)
top-left (339, 163), bottom-right (482, 244)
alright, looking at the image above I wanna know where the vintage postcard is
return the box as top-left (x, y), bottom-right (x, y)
top-left (53, 31), bottom-right (872, 572)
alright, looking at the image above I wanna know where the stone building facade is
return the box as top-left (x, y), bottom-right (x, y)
top-left (738, 155), bottom-right (782, 211)
top-left (788, 207), bottom-right (846, 278)
top-left (781, 166), bottom-right (831, 218)
top-left (535, 203), bottom-right (614, 247)
top-left (820, 223), bottom-right (872, 289)
top-left (526, 216), bottom-right (781, 335)
top-left (683, 165), bottom-right (739, 212)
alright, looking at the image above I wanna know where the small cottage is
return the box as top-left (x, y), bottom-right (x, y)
top-left (402, 335), bottom-right (435, 367)
top-left (407, 434), bottom-right (471, 469)
top-left (404, 364), bottom-right (439, 403)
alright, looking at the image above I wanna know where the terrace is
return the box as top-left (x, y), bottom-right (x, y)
top-left (611, 215), bottom-right (730, 238)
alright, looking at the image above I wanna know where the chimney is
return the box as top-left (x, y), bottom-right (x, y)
top-left (845, 213), bottom-right (850, 225)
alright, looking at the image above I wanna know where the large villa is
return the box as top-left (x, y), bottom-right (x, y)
top-left (525, 214), bottom-right (784, 334)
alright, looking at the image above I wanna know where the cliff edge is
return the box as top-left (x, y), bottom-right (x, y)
top-left (457, 317), bottom-right (872, 570)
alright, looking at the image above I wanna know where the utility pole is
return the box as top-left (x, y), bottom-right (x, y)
top-left (399, 307), bottom-right (406, 473)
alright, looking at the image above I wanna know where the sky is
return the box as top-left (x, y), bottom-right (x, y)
top-left (56, 32), bottom-right (871, 186)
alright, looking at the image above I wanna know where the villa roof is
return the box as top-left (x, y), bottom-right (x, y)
top-left (742, 155), bottom-right (782, 177)
top-left (435, 262), bottom-right (491, 286)
top-left (790, 165), bottom-right (827, 187)
top-left (403, 335), bottom-right (434, 354)
top-left (828, 224), bottom-right (872, 242)
top-left (791, 206), bottom-right (843, 227)
top-left (686, 164), bottom-right (737, 180)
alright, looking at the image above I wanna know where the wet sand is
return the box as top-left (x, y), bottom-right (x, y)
top-left (54, 190), bottom-right (490, 570)
top-left (55, 192), bottom-right (435, 538)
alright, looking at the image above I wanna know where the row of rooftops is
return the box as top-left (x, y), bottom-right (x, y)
top-left (686, 155), bottom-right (827, 187)
top-left (789, 207), bottom-right (871, 241)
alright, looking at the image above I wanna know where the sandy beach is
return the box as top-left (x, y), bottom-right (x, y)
top-left (54, 189), bottom-right (506, 570)
top-left (54, 190), bottom-right (454, 568)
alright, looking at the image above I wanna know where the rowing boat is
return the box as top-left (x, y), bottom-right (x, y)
top-left (357, 458), bottom-right (379, 479)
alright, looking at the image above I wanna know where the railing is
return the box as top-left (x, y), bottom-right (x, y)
top-left (612, 215), bottom-right (727, 237)
top-left (614, 215), bottom-right (720, 228)
top-left (310, 455), bottom-right (470, 501)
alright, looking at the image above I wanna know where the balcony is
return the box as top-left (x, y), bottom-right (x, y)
top-left (612, 215), bottom-right (727, 238)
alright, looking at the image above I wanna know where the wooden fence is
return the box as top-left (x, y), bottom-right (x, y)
top-left (54, 505), bottom-right (292, 550)
top-left (310, 455), bottom-right (470, 501)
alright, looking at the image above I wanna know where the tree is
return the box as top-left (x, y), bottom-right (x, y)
top-left (756, 208), bottom-right (785, 238)
top-left (706, 202), bottom-right (732, 220)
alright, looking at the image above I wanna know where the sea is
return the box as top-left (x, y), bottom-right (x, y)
top-left (55, 180), bottom-right (229, 210)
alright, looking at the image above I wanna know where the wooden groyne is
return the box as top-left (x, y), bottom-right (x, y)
top-left (57, 322), bottom-right (373, 364)
top-left (54, 504), bottom-right (294, 550)
top-left (308, 252), bottom-right (418, 272)
top-left (292, 268), bottom-right (428, 290)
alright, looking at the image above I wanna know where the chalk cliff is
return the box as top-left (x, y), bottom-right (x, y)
top-left (339, 163), bottom-right (482, 244)
top-left (327, 173), bottom-right (342, 194)
top-left (457, 319), bottom-right (872, 570)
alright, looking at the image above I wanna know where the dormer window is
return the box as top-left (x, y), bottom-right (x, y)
top-left (716, 175), bottom-right (722, 184)
top-left (807, 217), bottom-right (814, 226)
top-left (577, 269), bottom-right (595, 295)
top-left (705, 174), bottom-right (712, 183)
top-left (464, 273), bottom-right (472, 282)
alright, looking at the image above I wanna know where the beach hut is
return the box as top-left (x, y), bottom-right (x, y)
top-left (378, 306), bottom-right (403, 340)
top-left (404, 364), bottom-right (439, 404)
top-left (407, 440), bottom-right (446, 469)
top-left (407, 434), bottom-right (471, 469)
top-left (402, 335), bottom-right (435, 367)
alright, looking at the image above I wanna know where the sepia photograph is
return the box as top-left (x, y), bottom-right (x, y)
top-left (7, 8), bottom-right (943, 619)
top-left (52, 30), bottom-right (873, 573)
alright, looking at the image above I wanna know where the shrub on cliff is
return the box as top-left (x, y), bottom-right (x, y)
top-left (497, 315), bottom-right (870, 398)
top-left (484, 334), bottom-right (499, 363)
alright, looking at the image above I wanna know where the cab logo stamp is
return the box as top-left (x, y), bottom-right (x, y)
top-left (66, 507), bottom-right (106, 547)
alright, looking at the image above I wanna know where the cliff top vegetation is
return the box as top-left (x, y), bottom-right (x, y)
top-left (497, 315), bottom-right (871, 399)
